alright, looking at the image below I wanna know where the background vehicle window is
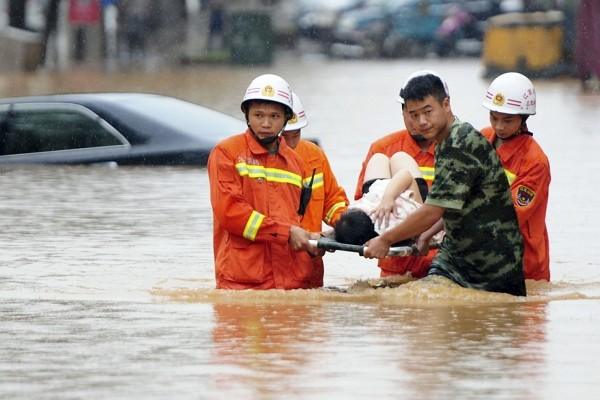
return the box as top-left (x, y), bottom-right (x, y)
top-left (0, 109), bottom-right (123, 155)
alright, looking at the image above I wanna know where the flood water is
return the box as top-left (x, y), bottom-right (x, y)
top-left (1, 55), bottom-right (600, 399)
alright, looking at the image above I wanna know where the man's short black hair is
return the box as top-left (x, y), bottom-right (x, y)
top-left (400, 74), bottom-right (447, 105)
top-left (334, 209), bottom-right (378, 245)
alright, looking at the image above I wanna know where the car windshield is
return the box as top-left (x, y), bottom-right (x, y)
top-left (113, 95), bottom-right (245, 138)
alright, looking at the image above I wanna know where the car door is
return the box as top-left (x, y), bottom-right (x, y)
top-left (0, 103), bottom-right (131, 164)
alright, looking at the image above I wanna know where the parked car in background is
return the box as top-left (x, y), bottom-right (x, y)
top-left (330, 0), bottom-right (396, 58)
top-left (295, 0), bottom-right (364, 43)
top-left (330, 0), bottom-right (502, 58)
top-left (382, 0), bottom-right (458, 57)
top-left (0, 93), bottom-right (247, 166)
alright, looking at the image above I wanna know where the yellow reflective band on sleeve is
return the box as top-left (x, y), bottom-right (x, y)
top-left (504, 169), bottom-right (516, 185)
top-left (419, 166), bottom-right (435, 182)
top-left (324, 201), bottom-right (347, 225)
top-left (303, 172), bottom-right (324, 189)
top-left (243, 210), bottom-right (265, 241)
top-left (235, 162), bottom-right (303, 188)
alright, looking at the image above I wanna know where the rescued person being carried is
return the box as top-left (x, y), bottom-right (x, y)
top-left (335, 151), bottom-right (444, 247)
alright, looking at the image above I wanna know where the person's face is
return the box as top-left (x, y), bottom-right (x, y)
top-left (489, 111), bottom-right (523, 140)
top-left (402, 106), bottom-right (426, 142)
top-left (405, 95), bottom-right (451, 144)
top-left (247, 102), bottom-right (287, 141)
top-left (281, 129), bottom-right (301, 149)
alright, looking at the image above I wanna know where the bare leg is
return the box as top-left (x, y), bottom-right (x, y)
top-left (390, 152), bottom-right (423, 203)
top-left (389, 151), bottom-right (422, 178)
top-left (364, 153), bottom-right (392, 181)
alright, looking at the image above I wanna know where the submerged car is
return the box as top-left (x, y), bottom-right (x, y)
top-left (0, 93), bottom-right (247, 166)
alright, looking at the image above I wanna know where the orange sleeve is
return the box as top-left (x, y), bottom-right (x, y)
top-left (319, 149), bottom-right (349, 226)
top-left (510, 150), bottom-right (550, 230)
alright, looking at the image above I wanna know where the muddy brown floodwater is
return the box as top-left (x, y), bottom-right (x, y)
top-left (1, 55), bottom-right (600, 400)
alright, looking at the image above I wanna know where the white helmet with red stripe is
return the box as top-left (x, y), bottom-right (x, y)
top-left (482, 72), bottom-right (536, 115)
top-left (241, 74), bottom-right (294, 120)
top-left (284, 92), bottom-right (308, 131)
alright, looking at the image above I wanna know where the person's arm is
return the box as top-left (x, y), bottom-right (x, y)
top-left (415, 218), bottom-right (444, 255)
top-left (364, 204), bottom-right (444, 259)
top-left (289, 226), bottom-right (324, 256)
top-left (371, 170), bottom-right (414, 229)
top-left (509, 156), bottom-right (550, 229)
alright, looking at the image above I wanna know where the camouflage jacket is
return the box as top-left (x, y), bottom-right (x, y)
top-left (425, 120), bottom-right (526, 296)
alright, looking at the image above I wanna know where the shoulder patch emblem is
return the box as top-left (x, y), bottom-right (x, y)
top-left (516, 185), bottom-right (535, 207)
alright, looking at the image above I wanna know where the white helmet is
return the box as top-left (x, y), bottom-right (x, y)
top-left (482, 72), bottom-right (536, 115)
top-left (284, 92), bottom-right (308, 131)
top-left (241, 74), bottom-right (294, 120)
top-left (397, 69), bottom-right (450, 104)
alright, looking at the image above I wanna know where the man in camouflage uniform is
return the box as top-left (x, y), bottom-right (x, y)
top-left (364, 73), bottom-right (526, 296)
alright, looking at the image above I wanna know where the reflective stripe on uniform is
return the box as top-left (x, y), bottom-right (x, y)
top-left (236, 162), bottom-right (303, 188)
top-left (420, 166), bottom-right (435, 182)
top-left (243, 210), bottom-right (265, 241)
top-left (303, 172), bottom-right (324, 189)
top-left (324, 201), bottom-right (347, 225)
top-left (504, 168), bottom-right (516, 185)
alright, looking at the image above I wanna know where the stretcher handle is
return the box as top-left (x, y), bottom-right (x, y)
top-left (308, 237), bottom-right (430, 257)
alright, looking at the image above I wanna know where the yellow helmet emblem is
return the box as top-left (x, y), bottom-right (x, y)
top-left (262, 85), bottom-right (275, 97)
top-left (493, 92), bottom-right (505, 106)
top-left (289, 113), bottom-right (298, 124)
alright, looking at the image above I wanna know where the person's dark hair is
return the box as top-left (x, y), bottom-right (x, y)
top-left (400, 74), bottom-right (447, 105)
top-left (334, 209), bottom-right (378, 245)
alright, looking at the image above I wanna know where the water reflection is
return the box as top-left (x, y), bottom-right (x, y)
top-left (204, 299), bottom-right (550, 400)
top-left (381, 302), bottom-right (548, 399)
top-left (210, 303), bottom-right (326, 397)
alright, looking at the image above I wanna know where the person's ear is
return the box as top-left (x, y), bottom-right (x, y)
top-left (442, 97), bottom-right (451, 112)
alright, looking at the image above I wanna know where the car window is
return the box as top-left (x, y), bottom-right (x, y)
top-left (0, 106), bottom-right (127, 155)
top-left (114, 96), bottom-right (246, 139)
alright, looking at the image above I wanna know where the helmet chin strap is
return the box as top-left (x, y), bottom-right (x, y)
top-left (246, 120), bottom-right (285, 147)
top-left (506, 119), bottom-right (533, 140)
top-left (411, 134), bottom-right (428, 143)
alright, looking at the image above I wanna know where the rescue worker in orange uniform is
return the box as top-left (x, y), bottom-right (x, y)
top-left (354, 70), bottom-right (447, 279)
top-left (207, 74), bottom-right (322, 290)
top-left (282, 92), bottom-right (349, 288)
top-left (480, 72), bottom-right (551, 281)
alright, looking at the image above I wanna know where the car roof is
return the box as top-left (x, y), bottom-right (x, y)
top-left (0, 92), bottom-right (246, 144)
top-left (0, 92), bottom-right (166, 105)
top-left (1, 92), bottom-right (171, 103)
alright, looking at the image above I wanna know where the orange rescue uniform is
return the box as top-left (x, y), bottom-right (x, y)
top-left (294, 139), bottom-right (349, 288)
top-left (481, 127), bottom-right (551, 281)
top-left (208, 130), bottom-right (314, 289)
top-left (354, 129), bottom-right (437, 278)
